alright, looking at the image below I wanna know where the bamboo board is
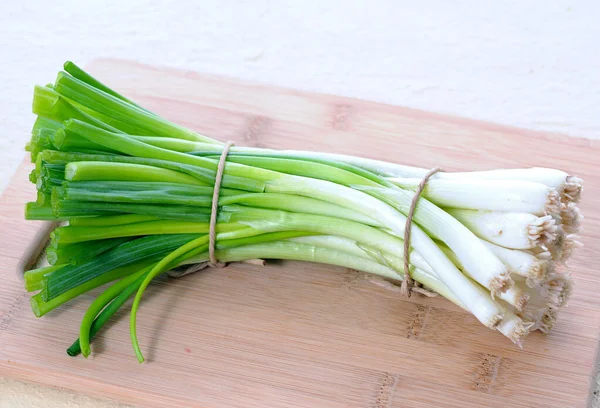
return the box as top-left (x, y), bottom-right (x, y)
top-left (1, 59), bottom-right (599, 407)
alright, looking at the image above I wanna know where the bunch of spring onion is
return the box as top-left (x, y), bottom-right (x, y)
top-left (23, 62), bottom-right (583, 363)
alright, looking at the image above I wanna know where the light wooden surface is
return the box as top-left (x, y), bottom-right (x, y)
top-left (1, 59), bottom-right (599, 407)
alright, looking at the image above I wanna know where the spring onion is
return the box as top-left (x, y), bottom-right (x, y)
top-left (22, 61), bottom-right (584, 362)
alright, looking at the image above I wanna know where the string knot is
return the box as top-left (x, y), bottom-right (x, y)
top-left (167, 141), bottom-right (234, 278)
top-left (208, 141), bottom-right (235, 267)
top-left (400, 167), bottom-right (443, 297)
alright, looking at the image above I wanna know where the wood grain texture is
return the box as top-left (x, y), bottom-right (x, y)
top-left (1, 58), bottom-right (599, 407)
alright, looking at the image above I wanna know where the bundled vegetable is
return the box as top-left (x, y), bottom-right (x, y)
top-left (24, 62), bottom-right (583, 362)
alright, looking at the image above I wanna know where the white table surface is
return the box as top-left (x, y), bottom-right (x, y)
top-left (1, 1), bottom-right (599, 407)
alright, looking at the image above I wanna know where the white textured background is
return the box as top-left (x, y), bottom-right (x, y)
top-left (1, 1), bottom-right (599, 406)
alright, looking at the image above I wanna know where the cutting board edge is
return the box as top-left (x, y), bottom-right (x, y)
top-left (88, 57), bottom-right (599, 151)
top-left (0, 363), bottom-right (175, 408)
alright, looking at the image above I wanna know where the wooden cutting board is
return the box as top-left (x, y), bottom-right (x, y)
top-left (1, 59), bottom-right (599, 408)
